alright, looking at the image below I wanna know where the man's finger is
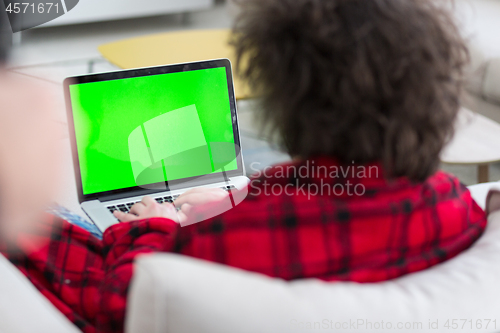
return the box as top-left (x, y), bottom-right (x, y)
top-left (113, 210), bottom-right (138, 222)
top-left (161, 201), bottom-right (176, 210)
top-left (174, 188), bottom-right (227, 207)
top-left (173, 193), bottom-right (206, 207)
top-left (161, 202), bottom-right (180, 222)
top-left (129, 202), bottom-right (146, 216)
top-left (142, 196), bottom-right (156, 207)
top-left (176, 210), bottom-right (188, 225)
top-left (180, 203), bottom-right (193, 216)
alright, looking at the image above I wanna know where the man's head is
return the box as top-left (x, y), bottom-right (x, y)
top-left (232, 0), bottom-right (468, 181)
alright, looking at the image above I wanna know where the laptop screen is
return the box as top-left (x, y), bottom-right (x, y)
top-left (68, 64), bottom-right (239, 196)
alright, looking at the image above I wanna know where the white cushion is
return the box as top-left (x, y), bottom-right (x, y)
top-left (126, 210), bottom-right (500, 333)
top-left (0, 254), bottom-right (81, 333)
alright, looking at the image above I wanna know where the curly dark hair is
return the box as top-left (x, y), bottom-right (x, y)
top-left (231, 0), bottom-right (469, 181)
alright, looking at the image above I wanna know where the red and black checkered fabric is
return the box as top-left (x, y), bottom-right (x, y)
top-left (0, 159), bottom-right (486, 333)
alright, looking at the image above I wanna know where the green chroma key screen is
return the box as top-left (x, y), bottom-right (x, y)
top-left (69, 67), bottom-right (238, 195)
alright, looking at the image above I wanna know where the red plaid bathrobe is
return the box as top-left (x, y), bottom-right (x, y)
top-left (0, 158), bottom-right (487, 333)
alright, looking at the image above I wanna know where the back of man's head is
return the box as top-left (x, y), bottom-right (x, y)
top-left (232, 0), bottom-right (468, 181)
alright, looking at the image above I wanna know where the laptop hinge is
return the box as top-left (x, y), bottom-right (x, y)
top-left (97, 188), bottom-right (168, 203)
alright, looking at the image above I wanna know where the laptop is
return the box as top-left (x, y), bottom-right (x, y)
top-left (64, 59), bottom-right (249, 231)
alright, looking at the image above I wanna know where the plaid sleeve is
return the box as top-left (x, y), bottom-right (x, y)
top-left (0, 214), bottom-right (104, 333)
top-left (95, 218), bottom-right (179, 333)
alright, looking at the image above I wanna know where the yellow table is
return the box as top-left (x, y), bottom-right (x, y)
top-left (98, 29), bottom-right (252, 100)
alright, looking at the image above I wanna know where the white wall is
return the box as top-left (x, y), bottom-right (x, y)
top-left (40, 0), bottom-right (214, 27)
top-left (454, 0), bottom-right (500, 58)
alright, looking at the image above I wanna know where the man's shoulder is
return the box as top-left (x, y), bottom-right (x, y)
top-left (423, 170), bottom-right (466, 196)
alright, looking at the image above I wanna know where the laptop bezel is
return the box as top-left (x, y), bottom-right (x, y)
top-left (64, 58), bottom-right (245, 204)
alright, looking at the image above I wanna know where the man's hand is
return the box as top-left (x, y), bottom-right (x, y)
top-left (173, 187), bottom-right (229, 219)
top-left (113, 188), bottom-right (229, 224)
top-left (113, 196), bottom-right (179, 223)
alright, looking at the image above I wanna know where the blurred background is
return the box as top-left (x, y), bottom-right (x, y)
top-left (1, 0), bottom-right (500, 217)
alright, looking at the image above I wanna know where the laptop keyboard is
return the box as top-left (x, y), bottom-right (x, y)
top-left (107, 185), bottom-right (236, 214)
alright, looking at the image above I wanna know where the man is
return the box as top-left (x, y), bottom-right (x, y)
top-left (0, 0), bottom-right (486, 332)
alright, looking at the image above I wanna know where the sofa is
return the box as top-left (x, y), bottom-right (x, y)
top-left (124, 183), bottom-right (500, 333)
top-left (0, 254), bottom-right (80, 333)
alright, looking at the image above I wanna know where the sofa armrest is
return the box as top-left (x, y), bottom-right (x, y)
top-left (0, 255), bottom-right (81, 333)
